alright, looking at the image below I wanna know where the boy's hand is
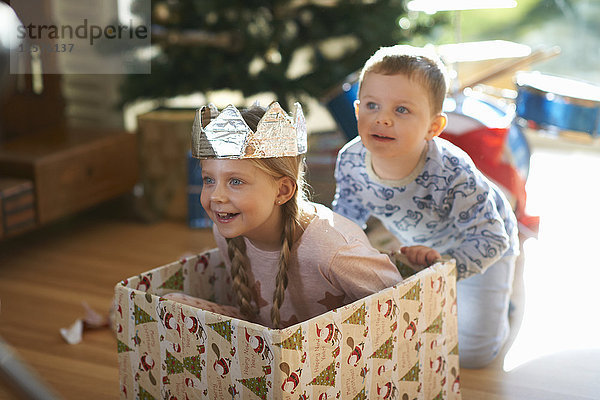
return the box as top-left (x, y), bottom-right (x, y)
top-left (400, 246), bottom-right (442, 267)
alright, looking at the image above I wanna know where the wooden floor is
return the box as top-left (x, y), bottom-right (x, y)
top-left (1, 144), bottom-right (600, 399)
top-left (0, 200), bottom-right (218, 400)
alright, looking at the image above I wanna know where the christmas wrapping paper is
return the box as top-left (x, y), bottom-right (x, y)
top-left (114, 249), bottom-right (461, 400)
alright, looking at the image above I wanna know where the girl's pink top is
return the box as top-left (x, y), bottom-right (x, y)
top-left (213, 203), bottom-right (402, 328)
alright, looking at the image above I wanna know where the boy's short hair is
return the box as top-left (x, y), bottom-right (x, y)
top-left (358, 45), bottom-right (449, 114)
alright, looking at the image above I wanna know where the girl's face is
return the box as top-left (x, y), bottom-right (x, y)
top-left (200, 159), bottom-right (286, 251)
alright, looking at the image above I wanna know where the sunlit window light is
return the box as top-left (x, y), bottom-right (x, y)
top-left (407, 0), bottom-right (517, 14)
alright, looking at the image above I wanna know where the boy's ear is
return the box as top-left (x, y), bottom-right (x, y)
top-left (276, 176), bottom-right (296, 205)
top-left (427, 112), bottom-right (447, 140)
top-left (353, 100), bottom-right (360, 120)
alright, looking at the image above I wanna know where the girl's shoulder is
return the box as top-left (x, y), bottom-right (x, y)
top-left (302, 203), bottom-right (369, 246)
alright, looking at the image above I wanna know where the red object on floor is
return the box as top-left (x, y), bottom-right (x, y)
top-left (441, 127), bottom-right (540, 237)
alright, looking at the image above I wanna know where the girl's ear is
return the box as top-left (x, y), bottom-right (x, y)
top-left (275, 176), bottom-right (296, 205)
top-left (353, 100), bottom-right (360, 120)
top-left (427, 112), bottom-right (447, 140)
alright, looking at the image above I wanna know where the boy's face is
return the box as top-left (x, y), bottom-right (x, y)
top-left (355, 72), bottom-right (446, 163)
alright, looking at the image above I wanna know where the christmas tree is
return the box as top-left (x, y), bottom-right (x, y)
top-left (343, 303), bottom-right (366, 325)
top-left (134, 304), bottom-right (155, 325)
top-left (238, 375), bottom-right (269, 400)
top-left (424, 313), bottom-right (443, 334)
top-left (400, 281), bottom-right (421, 301)
top-left (183, 355), bottom-right (203, 379)
top-left (352, 387), bottom-right (367, 400)
top-left (400, 362), bottom-right (420, 381)
top-left (117, 339), bottom-right (133, 353)
top-left (207, 319), bottom-right (234, 343)
top-left (165, 350), bottom-right (185, 374)
top-left (274, 327), bottom-right (304, 351)
top-left (369, 335), bottom-right (394, 360)
top-left (159, 267), bottom-right (184, 291)
top-left (121, 0), bottom-right (446, 108)
top-left (309, 361), bottom-right (337, 387)
top-left (450, 343), bottom-right (459, 356)
top-left (138, 386), bottom-right (156, 400)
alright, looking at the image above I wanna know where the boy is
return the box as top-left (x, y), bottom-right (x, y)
top-left (333, 45), bottom-right (519, 368)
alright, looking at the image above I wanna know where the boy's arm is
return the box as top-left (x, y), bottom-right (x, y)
top-left (332, 147), bottom-right (371, 228)
top-left (446, 188), bottom-right (513, 280)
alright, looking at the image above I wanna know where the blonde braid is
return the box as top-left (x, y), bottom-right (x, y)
top-left (218, 107), bottom-right (310, 328)
top-left (227, 237), bottom-right (257, 319)
top-left (270, 187), bottom-right (301, 328)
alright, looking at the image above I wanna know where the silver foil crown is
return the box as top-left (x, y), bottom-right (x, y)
top-left (191, 102), bottom-right (307, 159)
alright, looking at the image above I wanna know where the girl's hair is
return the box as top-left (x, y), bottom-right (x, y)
top-left (226, 105), bottom-right (309, 328)
top-left (358, 45), bottom-right (449, 115)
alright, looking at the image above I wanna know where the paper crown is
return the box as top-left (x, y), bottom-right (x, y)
top-left (191, 102), bottom-right (307, 159)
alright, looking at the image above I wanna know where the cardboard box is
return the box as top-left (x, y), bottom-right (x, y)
top-left (115, 249), bottom-right (461, 399)
top-left (136, 110), bottom-right (195, 221)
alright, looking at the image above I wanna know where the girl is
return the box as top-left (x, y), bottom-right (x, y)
top-left (167, 103), bottom-right (402, 329)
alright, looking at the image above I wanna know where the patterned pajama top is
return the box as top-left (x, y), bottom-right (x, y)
top-left (333, 136), bottom-right (519, 280)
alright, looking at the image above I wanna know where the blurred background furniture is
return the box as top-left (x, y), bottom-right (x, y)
top-left (0, 128), bottom-right (138, 240)
top-left (0, 0), bottom-right (138, 240)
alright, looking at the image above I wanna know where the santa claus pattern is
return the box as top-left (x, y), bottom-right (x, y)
top-left (115, 248), bottom-right (461, 399)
